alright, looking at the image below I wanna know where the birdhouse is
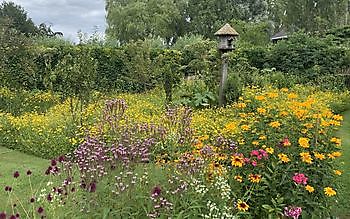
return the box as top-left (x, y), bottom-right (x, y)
top-left (215, 23), bottom-right (239, 53)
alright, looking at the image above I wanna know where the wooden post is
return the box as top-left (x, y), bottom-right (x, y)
top-left (219, 53), bottom-right (228, 107)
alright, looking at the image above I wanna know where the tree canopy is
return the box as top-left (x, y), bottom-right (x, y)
top-left (0, 1), bottom-right (38, 36)
top-left (106, 0), bottom-right (349, 44)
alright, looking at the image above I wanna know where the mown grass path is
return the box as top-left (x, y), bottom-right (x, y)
top-left (336, 110), bottom-right (350, 218)
top-left (0, 146), bottom-right (48, 210)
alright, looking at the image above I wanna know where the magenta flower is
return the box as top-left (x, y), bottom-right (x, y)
top-left (292, 173), bottom-right (308, 185)
top-left (284, 206), bottom-right (302, 219)
top-left (9, 215), bottom-right (16, 219)
top-left (37, 207), bottom-right (44, 214)
top-left (51, 159), bottom-right (57, 166)
top-left (251, 161), bottom-right (257, 166)
top-left (250, 150), bottom-right (259, 156)
top-left (58, 155), bottom-right (65, 162)
top-left (0, 212), bottom-right (6, 219)
top-left (259, 149), bottom-right (268, 157)
top-left (47, 194), bottom-right (52, 202)
top-left (152, 186), bottom-right (161, 197)
top-left (13, 171), bottom-right (19, 178)
top-left (89, 182), bottom-right (96, 192)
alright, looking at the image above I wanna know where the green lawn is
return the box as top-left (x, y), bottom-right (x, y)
top-left (0, 146), bottom-right (48, 211)
top-left (335, 110), bottom-right (350, 218)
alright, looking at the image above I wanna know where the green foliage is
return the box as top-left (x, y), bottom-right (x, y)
top-left (48, 46), bottom-right (97, 123)
top-left (155, 50), bottom-right (183, 102)
top-left (0, 87), bottom-right (59, 116)
top-left (0, 20), bottom-right (36, 90)
top-left (326, 25), bottom-right (350, 47)
top-left (268, 32), bottom-right (347, 79)
top-left (174, 79), bottom-right (216, 108)
top-left (0, 1), bottom-right (38, 36)
top-left (105, 0), bottom-right (271, 43)
top-left (224, 71), bottom-right (243, 104)
top-left (106, 0), bottom-right (182, 44)
top-left (231, 20), bottom-right (271, 47)
top-left (123, 40), bottom-right (159, 92)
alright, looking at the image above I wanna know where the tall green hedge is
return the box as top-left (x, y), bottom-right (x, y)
top-left (1, 32), bottom-right (349, 93)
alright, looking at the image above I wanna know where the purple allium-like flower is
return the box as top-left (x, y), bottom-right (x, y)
top-left (152, 186), bottom-right (161, 197)
top-left (58, 155), bottom-right (65, 162)
top-left (13, 171), bottom-right (19, 178)
top-left (89, 182), bottom-right (96, 192)
top-left (47, 194), bottom-right (52, 202)
top-left (37, 207), bottom-right (44, 214)
top-left (26, 170), bottom-right (32, 175)
top-left (15, 213), bottom-right (19, 218)
top-left (9, 215), bottom-right (16, 219)
top-left (0, 212), bottom-right (6, 219)
top-left (51, 159), bottom-right (57, 166)
top-left (5, 186), bottom-right (12, 192)
top-left (284, 206), bottom-right (302, 219)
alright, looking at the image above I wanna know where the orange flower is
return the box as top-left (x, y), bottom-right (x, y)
top-left (278, 153), bottom-right (290, 163)
top-left (231, 155), bottom-right (244, 167)
top-left (269, 121), bottom-right (281, 128)
top-left (234, 175), bottom-right (243, 183)
top-left (314, 152), bottom-right (325, 160)
top-left (237, 200), bottom-right (249, 211)
top-left (300, 152), bottom-right (313, 164)
top-left (298, 137), bottom-right (310, 148)
top-left (324, 187), bottom-right (336, 196)
top-left (334, 170), bottom-right (342, 176)
top-left (248, 174), bottom-right (262, 183)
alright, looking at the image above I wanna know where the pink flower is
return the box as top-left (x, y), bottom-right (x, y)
top-left (259, 149), bottom-right (268, 157)
top-left (250, 150), bottom-right (259, 156)
top-left (292, 173), bottom-right (308, 185)
top-left (251, 161), bottom-right (257, 166)
top-left (284, 206), bottom-right (302, 219)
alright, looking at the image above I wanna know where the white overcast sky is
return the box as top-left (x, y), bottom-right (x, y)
top-left (4, 0), bottom-right (106, 42)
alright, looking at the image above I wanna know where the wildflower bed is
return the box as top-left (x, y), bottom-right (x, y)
top-left (0, 86), bottom-right (349, 218)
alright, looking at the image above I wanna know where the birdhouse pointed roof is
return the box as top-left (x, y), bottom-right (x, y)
top-left (215, 23), bottom-right (239, 36)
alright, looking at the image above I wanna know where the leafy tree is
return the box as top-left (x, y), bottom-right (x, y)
top-left (155, 50), bottom-right (182, 102)
top-left (105, 0), bottom-right (269, 43)
top-left (0, 17), bottom-right (36, 89)
top-left (49, 47), bottom-right (97, 123)
top-left (106, 0), bottom-right (182, 44)
top-left (0, 1), bottom-right (38, 36)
